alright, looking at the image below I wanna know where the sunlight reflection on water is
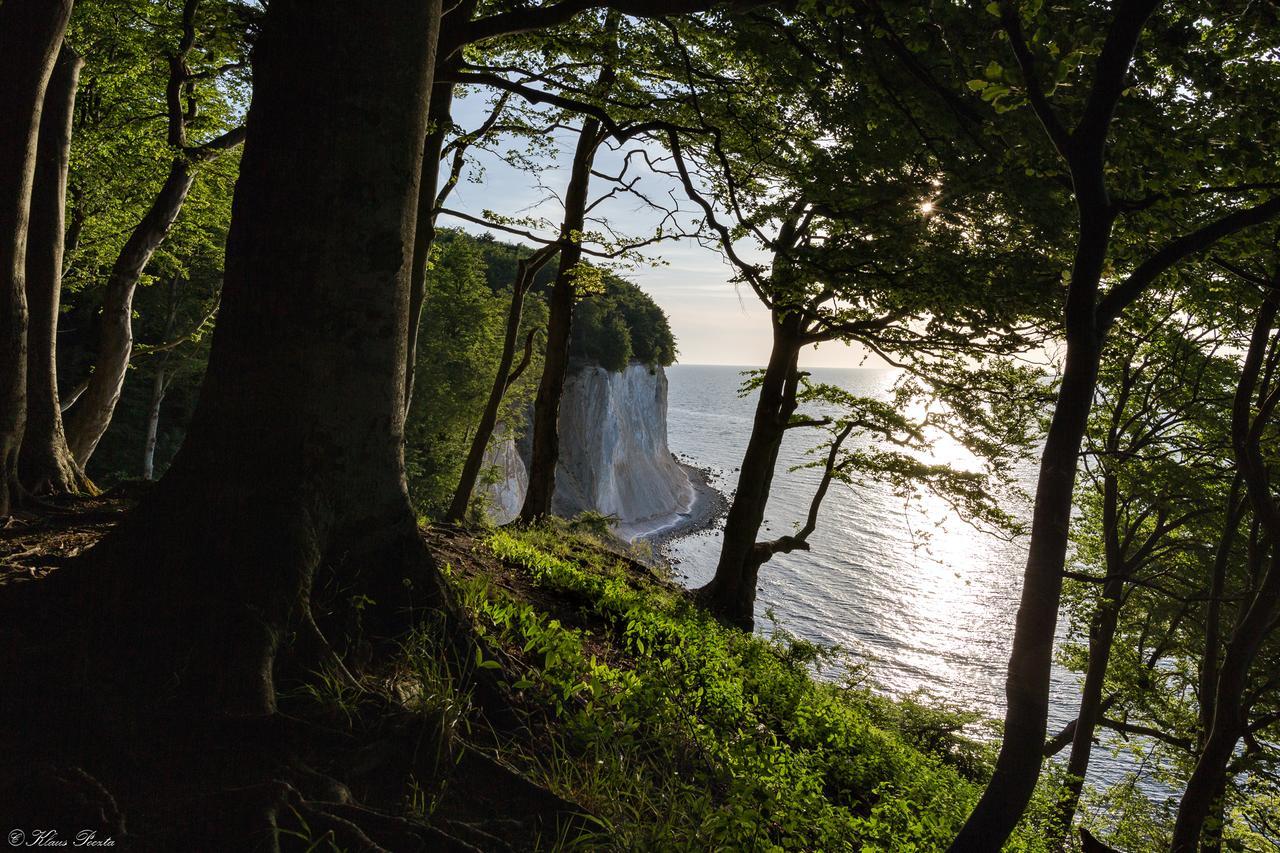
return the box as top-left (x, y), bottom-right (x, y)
top-left (663, 364), bottom-right (1132, 789)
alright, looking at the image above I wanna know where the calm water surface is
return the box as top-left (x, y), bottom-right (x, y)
top-left (664, 364), bottom-right (1137, 788)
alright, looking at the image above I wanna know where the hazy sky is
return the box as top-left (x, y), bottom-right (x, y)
top-left (442, 93), bottom-right (880, 369)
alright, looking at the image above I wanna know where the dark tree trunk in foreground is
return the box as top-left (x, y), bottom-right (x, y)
top-left (696, 310), bottom-right (805, 628)
top-left (519, 120), bottom-right (603, 522)
top-left (0, 0), bottom-right (74, 516)
top-left (1171, 289), bottom-right (1280, 851)
top-left (19, 44), bottom-right (92, 497)
top-left (74, 0), bottom-right (442, 718)
top-left (448, 245), bottom-right (556, 522)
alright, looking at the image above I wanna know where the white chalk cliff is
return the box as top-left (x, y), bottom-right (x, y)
top-left (482, 363), bottom-right (694, 539)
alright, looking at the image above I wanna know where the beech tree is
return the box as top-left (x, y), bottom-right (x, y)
top-left (1049, 300), bottom-right (1232, 841)
top-left (446, 241), bottom-right (557, 522)
top-left (62, 0), bottom-right (248, 467)
top-left (0, 0), bottom-right (75, 516)
top-left (1172, 268), bottom-right (1280, 850)
top-left (517, 18), bottom-right (620, 523)
top-left (10, 0), bottom-right (761, 844)
top-left (18, 44), bottom-right (93, 496)
top-left (940, 0), bottom-right (1280, 842)
top-left (660, 7), bottom-right (1054, 628)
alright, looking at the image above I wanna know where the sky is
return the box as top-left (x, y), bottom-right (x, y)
top-left (442, 92), bottom-right (882, 369)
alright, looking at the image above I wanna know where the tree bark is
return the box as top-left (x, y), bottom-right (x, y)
top-left (64, 0), bottom-right (246, 468)
top-left (948, 208), bottom-right (1110, 850)
top-left (1054, 471), bottom-right (1124, 834)
top-left (71, 0), bottom-right (443, 719)
top-left (18, 43), bottom-right (93, 497)
top-left (696, 309), bottom-right (805, 628)
top-left (404, 78), bottom-right (455, 414)
top-left (141, 362), bottom-right (167, 481)
top-left (141, 279), bottom-right (179, 481)
top-left (0, 0), bottom-right (74, 516)
top-left (518, 121), bottom-right (603, 523)
top-left (1171, 291), bottom-right (1280, 852)
top-left (64, 159), bottom-right (197, 466)
top-left (403, 0), bottom-right (480, 413)
top-left (1199, 476), bottom-right (1245, 743)
top-left (447, 246), bottom-right (556, 522)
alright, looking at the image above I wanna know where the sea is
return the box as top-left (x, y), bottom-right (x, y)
top-left (663, 363), bottom-right (1152, 791)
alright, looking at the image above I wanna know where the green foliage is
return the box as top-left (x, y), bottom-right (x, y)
top-left (574, 274), bottom-right (678, 370)
top-left (569, 300), bottom-right (631, 372)
top-left (406, 237), bottom-right (543, 517)
top-left (1057, 286), bottom-right (1280, 845)
top-left (404, 231), bottom-right (675, 515)
top-left (445, 525), bottom-right (1057, 851)
top-left (60, 0), bottom-right (248, 483)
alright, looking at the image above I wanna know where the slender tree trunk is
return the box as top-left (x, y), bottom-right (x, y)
top-left (1055, 473), bottom-right (1124, 834)
top-left (518, 121), bottom-right (602, 523)
top-left (1200, 476), bottom-right (1245, 742)
top-left (142, 362), bottom-right (167, 481)
top-left (696, 310), bottom-right (805, 629)
top-left (64, 159), bottom-right (197, 466)
top-left (950, 208), bottom-right (1111, 851)
top-left (447, 246), bottom-right (555, 522)
top-left (71, 0), bottom-right (443, 718)
top-left (0, 0), bottom-right (74, 516)
top-left (1170, 570), bottom-right (1275, 852)
top-left (1172, 294), bottom-right (1280, 852)
top-left (19, 44), bottom-right (93, 497)
top-left (404, 78), bottom-right (455, 413)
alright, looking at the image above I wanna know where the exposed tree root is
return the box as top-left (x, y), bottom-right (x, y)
top-left (0, 501), bottom-right (594, 851)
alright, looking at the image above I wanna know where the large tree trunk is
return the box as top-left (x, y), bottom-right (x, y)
top-left (949, 209), bottom-right (1111, 851)
top-left (696, 310), bottom-right (805, 629)
top-left (0, 0), bottom-right (74, 516)
top-left (518, 121), bottom-right (602, 523)
top-left (64, 158), bottom-right (197, 467)
top-left (19, 44), bottom-right (93, 497)
top-left (70, 0), bottom-right (443, 719)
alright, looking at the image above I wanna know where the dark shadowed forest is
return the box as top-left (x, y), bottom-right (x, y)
top-left (2, 0), bottom-right (1279, 850)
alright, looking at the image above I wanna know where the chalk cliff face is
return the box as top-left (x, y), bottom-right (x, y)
top-left (481, 363), bottom-right (693, 537)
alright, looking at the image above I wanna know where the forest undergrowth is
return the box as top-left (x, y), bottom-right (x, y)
top-left (0, 500), bottom-right (1064, 851)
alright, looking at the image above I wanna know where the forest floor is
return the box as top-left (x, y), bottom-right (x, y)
top-left (0, 499), bottom-right (1059, 851)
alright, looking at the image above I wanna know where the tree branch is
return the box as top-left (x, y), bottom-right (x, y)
top-left (460, 0), bottom-right (762, 49)
top-left (507, 328), bottom-right (542, 386)
top-left (997, 1), bottom-right (1070, 155)
top-left (1097, 195), bottom-right (1280, 326)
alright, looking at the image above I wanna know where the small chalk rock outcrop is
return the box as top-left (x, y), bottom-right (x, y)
top-left (479, 425), bottom-right (527, 524)
top-left (481, 363), bottom-right (694, 537)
